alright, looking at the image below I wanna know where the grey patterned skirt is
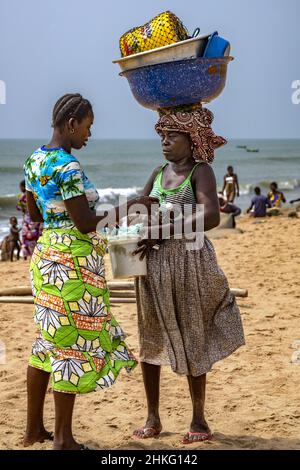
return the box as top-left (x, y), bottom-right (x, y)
top-left (135, 236), bottom-right (245, 377)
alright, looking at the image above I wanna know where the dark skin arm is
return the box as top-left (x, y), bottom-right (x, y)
top-left (64, 195), bottom-right (118, 233)
top-left (235, 174), bottom-right (240, 196)
top-left (11, 226), bottom-right (21, 234)
top-left (26, 191), bottom-right (44, 222)
top-left (27, 190), bottom-right (158, 234)
top-left (246, 202), bottom-right (254, 213)
top-left (221, 175), bottom-right (227, 193)
top-left (190, 163), bottom-right (220, 231)
top-left (141, 165), bottom-right (163, 197)
top-left (63, 195), bottom-right (158, 234)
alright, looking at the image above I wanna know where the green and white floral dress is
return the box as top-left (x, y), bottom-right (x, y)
top-left (24, 146), bottom-right (136, 394)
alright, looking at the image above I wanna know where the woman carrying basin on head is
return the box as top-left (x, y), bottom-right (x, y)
top-left (133, 105), bottom-right (245, 444)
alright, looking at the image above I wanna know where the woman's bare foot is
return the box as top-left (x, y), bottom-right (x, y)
top-left (53, 438), bottom-right (84, 450)
top-left (23, 429), bottom-right (54, 447)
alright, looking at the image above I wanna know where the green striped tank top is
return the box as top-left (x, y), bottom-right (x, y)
top-left (149, 162), bottom-right (202, 210)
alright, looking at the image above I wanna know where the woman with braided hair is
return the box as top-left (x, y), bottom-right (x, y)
top-left (133, 105), bottom-right (245, 444)
top-left (23, 93), bottom-right (157, 450)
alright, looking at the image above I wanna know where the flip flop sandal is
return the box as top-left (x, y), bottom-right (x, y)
top-left (132, 427), bottom-right (161, 440)
top-left (182, 431), bottom-right (213, 445)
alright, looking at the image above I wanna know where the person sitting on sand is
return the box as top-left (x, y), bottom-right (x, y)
top-left (9, 216), bottom-right (21, 261)
top-left (132, 105), bottom-right (245, 444)
top-left (218, 194), bottom-right (241, 228)
top-left (0, 235), bottom-right (12, 261)
top-left (221, 165), bottom-right (239, 203)
top-left (247, 187), bottom-right (271, 218)
top-left (268, 182), bottom-right (286, 207)
top-left (23, 93), bottom-right (157, 450)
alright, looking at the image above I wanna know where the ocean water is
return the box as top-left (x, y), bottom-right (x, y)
top-left (0, 138), bottom-right (300, 237)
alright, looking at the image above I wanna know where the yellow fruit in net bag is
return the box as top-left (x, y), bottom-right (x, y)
top-left (119, 11), bottom-right (189, 57)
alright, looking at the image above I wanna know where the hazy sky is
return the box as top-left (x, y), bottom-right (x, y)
top-left (0, 0), bottom-right (299, 139)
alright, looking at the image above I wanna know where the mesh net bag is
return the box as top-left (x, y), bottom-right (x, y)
top-left (119, 11), bottom-right (189, 57)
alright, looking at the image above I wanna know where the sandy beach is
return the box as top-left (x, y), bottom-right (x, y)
top-left (0, 213), bottom-right (299, 450)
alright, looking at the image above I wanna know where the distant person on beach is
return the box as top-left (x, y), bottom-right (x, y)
top-left (9, 216), bottom-right (21, 261)
top-left (17, 180), bottom-right (42, 259)
top-left (16, 180), bottom-right (27, 216)
top-left (247, 187), bottom-right (271, 217)
top-left (132, 106), bottom-right (245, 444)
top-left (21, 220), bottom-right (41, 260)
top-left (221, 165), bottom-right (239, 203)
top-left (218, 194), bottom-right (241, 228)
top-left (23, 93), bottom-right (157, 450)
top-left (268, 182), bottom-right (286, 207)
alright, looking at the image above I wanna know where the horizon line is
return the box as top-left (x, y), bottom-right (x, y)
top-left (1, 137), bottom-right (300, 141)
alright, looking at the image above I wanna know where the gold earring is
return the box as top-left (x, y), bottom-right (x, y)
top-left (70, 129), bottom-right (75, 134)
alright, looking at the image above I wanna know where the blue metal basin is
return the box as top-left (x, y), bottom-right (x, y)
top-left (120, 56), bottom-right (233, 110)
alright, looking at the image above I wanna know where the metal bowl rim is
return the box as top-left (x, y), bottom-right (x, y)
top-left (120, 56), bottom-right (234, 76)
top-left (113, 34), bottom-right (211, 64)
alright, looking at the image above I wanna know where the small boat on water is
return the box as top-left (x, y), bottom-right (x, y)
top-left (236, 145), bottom-right (247, 149)
top-left (246, 148), bottom-right (259, 153)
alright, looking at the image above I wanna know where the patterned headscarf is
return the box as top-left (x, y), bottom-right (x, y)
top-left (155, 104), bottom-right (227, 164)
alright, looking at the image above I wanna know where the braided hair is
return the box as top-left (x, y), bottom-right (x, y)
top-left (52, 93), bottom-right (93, 129)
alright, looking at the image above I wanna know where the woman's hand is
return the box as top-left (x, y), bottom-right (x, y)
top-left (127, 208), bottom-right (162, 229)
top-left (127, 196), bottom-right (160, 231)
top-left (132, 224), bottom-right (162, 260)
top-left (127, 196), bottom-right (159, 214)
top-left (133, 238), bottom-right (161, 261)
top-left (126, 213), bottom-right (150, 226)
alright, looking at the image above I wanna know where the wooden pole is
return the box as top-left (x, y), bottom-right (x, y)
top-left (230, 288), bottom-right (248, 298)
top-left (0, 282), bottom-right (136, 296)
top-left (0, 296), bottom-right (34, 304)
top-left (108, 291), bottom-right (136, 298)
top-left (0, 286), bottom-right (32, 296)
top-left (0, 288), bottom-right (248, 305)
top-left (110, 298), bottom-right (136, 304)
top-left (0, 277), bottom-right (248, 305)
top-left (0, 285), bottom-right (248, 298)
top-left (107, 281), bottom-right (134, 290)
top-left (0, 296), bottom-right (136, 304)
